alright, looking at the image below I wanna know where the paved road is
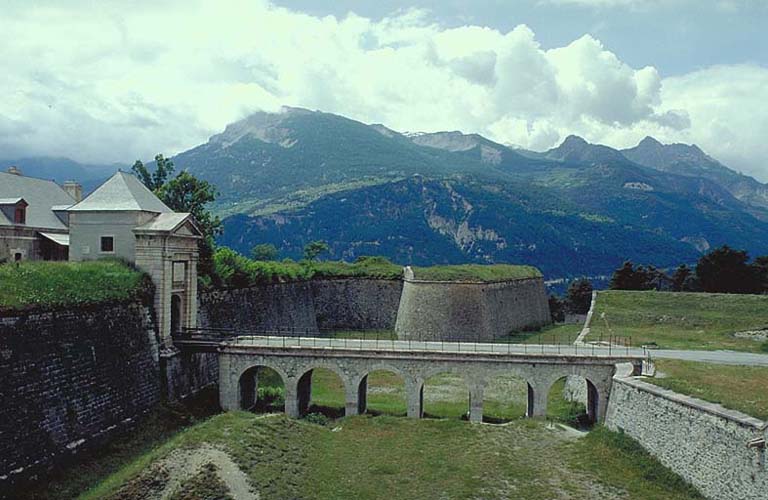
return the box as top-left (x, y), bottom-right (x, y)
top-left (647, 348), bottom-right (768, 366)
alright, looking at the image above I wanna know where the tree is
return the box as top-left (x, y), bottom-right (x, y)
top-left (610, 261), bottom-right (638, 290)
top-left (132, 154), bottom-right (221, 281)
top-left (671, 264), bottom-right (692, 292)
top-left (157, 171), bottom-right (221, 238)
top-left (251, 243), bottom-right (278, 261)
top-left (609, 261), bottom-right (656, 290)
top-left (565, 278), bottom-right (593, 314)
top-left (548, 295), bottom-right (565, 323)
top-left (696, 245), bottom-right (760, 293)
top-left (132, 154), bottom-right (175, 192)
top-left (303, 240), bottom-right (330, 261)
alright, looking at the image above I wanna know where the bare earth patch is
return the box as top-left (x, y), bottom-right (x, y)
top-left (110, 444), bottom-right (257, 500)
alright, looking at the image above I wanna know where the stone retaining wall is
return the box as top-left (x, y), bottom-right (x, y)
top-left (605, 368), bottom-right (767, 500)
top-left (394, 277), bottom-right (551, 341)
top-left (197, 279), bottom-right (403, 333)
top-left (311, 278), bottom-right (402, 330)
top-left (0, 300), bottom-right (161, 485)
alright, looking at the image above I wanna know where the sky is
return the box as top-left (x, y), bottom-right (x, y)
top-left (1, 0), bottom-right (767, 179)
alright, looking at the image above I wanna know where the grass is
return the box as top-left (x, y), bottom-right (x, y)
top-left (501, 323), bottom-right (583, 345)
top-left (0, 259), bottom-right (148, 310)
top-left (412, 264), bottom-right (542, 282)
top-left (213, 249), bottom-right (543, 288)
top-left (644, 360), bottom-right (768, 420)
top-left (571, 427), bottom-right (703, 499)
top-left (587, 290), bottom-right (768, 352)
top-left (77, 413), bottom-right (701, 500)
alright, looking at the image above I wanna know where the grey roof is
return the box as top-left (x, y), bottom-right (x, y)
top-left (0, 172), bottom-right (75, 229)
top-left (68, 171), bottom-right (172, 213)
top-left (134, 212), bottom-right (202, 236)
top-left (39, 232), bottom-right (70, 246)
top-left (0, 197), bottom-right (26, 205)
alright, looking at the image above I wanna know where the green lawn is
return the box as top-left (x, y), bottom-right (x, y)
top-left (0, 260), bottom-right (147, 310)
top-left (501, 323), bottom-right (583, 345)
top-left (80, 413), bottom-right (701, 500)
top-left (645, 360), bottom-right (768, 420)
top-left (412, 263), bottom-right (541, 282)
top-left (587, 290), bottom-right (768, 352)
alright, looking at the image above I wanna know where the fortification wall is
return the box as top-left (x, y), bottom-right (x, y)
top-left (311, 278), bottom-right (403, 330)
top-left (605, 370), bottom-right (768, 500)
top-left (197, 279), bottom-right (403, 333)
top-left (0, 300), bottom-right (161, 484)
top-left (394, 277), bottom-right (551, 341)
top-left (198, 281), bottom-right (319, 334)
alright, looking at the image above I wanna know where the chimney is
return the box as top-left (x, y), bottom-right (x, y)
top-left (63, 180), bottom-right (83, 202)
top-left (7, 166), bottom-right (21, 176)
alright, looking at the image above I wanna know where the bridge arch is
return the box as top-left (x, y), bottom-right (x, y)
top-left (293, 364), bottom-right (351, 417)
top-left (418, 369), bottom-right (472, 420)
top-left (544, 374), bottom-right (602, 425)
top-left (355, 364), bottom-right (413, 417)
top-left (237, 363), bottom-right (288, 412)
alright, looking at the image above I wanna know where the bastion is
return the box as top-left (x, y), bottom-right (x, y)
top-left (394, 266), bottom-right (551, 341)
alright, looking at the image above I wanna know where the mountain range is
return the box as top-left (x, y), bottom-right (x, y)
top-left (7, 107), bottom-right (768, 281)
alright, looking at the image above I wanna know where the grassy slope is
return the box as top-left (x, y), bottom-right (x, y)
top-left (646, 360), bottom-right (768, 420)
top-left (588, 290), bottom-right (768, 352)
top-left (412, 263), bottom-right (541, 282)
top-left (0, 260), bottom-right (145, 310)
top-left (82, 413), bottom-right (701, 500)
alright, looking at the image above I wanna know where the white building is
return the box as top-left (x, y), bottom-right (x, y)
top-left (0, 167), bottom-right (201, 343)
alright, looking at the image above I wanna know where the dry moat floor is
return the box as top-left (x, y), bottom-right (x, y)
top-left (23, 372), bottom-right (706, 500)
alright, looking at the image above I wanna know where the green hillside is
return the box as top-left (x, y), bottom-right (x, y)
top-left (588, 290), bottom-right (768, 352)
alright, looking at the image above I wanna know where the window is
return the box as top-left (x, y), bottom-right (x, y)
top-left (100, 236), bottom-right (114, 253)
top-left (14, 206), bottom-right (25, 224)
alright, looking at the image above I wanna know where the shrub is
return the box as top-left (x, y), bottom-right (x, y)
top-left (761, 341), bottom-right (768, 353)
top-left (257, 386), bottom-right (285, 407)
top-left (302, 412), bottom-right (329, 426)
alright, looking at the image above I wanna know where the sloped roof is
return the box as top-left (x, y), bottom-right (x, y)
top-left (68, 171), bottom-right (172, 213)
top-left (134, 212), bottom-right (201, 236)
top-left (0, 172), bottom-right (75, 229)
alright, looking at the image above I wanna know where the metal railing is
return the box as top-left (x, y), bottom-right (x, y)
top-left (173, 326), bottom-right (640, 358)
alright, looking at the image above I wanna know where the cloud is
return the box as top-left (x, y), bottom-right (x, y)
top-left (0, 0), bottom-right (765, 180)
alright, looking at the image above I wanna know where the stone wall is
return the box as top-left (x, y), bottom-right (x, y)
top-left (605, 367), bottom-right (768, 500)
top-left (198, 281), bottom-right (319, 334)
top-left (0, 300), bottom-right (161, 484)
top-left (394, 277), bottom-right (551, 341)
top-left (311, 278), bottom-right (403, 330)
top-left (197, 279), bottom-right (403, 333)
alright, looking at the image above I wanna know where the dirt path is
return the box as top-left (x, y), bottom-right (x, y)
top-left (155, 444), bottom-right (257, 500)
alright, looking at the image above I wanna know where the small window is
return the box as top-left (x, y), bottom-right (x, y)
top-left (14, 206), bottom-right (25, 224)
top-left (100, 236), bottom-right (114, 253)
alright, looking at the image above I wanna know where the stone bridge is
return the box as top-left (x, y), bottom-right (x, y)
top-left (184, 336), bottom-right (645, 423)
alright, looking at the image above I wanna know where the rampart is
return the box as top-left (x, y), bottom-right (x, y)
top-left (197, 278), bottom-right (403, 333)
top-left (605, 365), bottom-right (768, 500)
top-left (395, 277), bottom-right (551, 341)
top-left (0, 300), bottom-right (161, 483)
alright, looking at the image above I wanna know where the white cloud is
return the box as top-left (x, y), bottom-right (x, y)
top-left (0, 0), bottom-right (765, 180)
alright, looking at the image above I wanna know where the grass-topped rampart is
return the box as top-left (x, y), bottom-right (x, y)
top-left (0, 260), bottom-right (149, 311)
top-left (411, 264), bottom-right (542, 282)
top-left (210, 248), bottom-right (542, 288)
